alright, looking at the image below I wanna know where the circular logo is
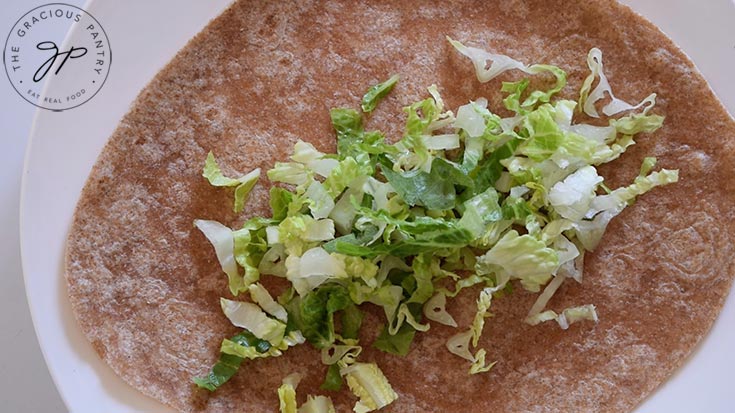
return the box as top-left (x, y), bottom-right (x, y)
top-left (3, 3), bottom-right (111, 111)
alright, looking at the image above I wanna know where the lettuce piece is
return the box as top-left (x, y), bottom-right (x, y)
top-left (331, 109), bottom-right (391, 163)
top-left (278, 373), bottom-right (301, 413)
top-left (361, 74), bottom-right (399, 113)
top-left (193, 330), bottom-right (271, 391)
top-left (286, 247), bottom-right (347, 296)
top-left (447, 37), bottom-right (530, 83)
top-left (203, 152), bottom-right (241, 187)
top-left (373, 321), bottom-right (416, 356)
top-left (469, 287), bottom-right (494, 347)
top-left (258, 245), bottom-right (287, 277)
top-left (389, 303), bottom-right (430, 335)
top-left (305, 180), bottom-right (335, 220)
top-left (475, 230), bottom-right (559, 292)
top-left (578, 48), bottom-right (656, 118)
top-left (455, 101), bottom-right (487, 138)
top-left (232, 170), bottom-right (260, 213)
top-left (342, 304), bottom-right (365, 340)
top-left (421, 133), bottom-right (461, 150)
top-left (329, 183), bottom-right (365, 234)
top-left (525, 304), bottom-right (598, 329)
top-left (202, 152), bottom-right (261, 212)
top-left (472, 138), bottom-right (520, 195)
top-left (232, 227), bottom-right (267, 290)
top-left (332, 205), bottom-right (474, 258)
top-left (392, 85), bottom-right (454, 173)
top-left (501, 68), bottom-right (566, 114)
top-left (611, 113), bottom-right (664, 136)
top-left (548, 166), bottom-right (604, 221)
top-left (448, 38), bottom-right (566, 111)
top-left (291, 140), bottom-right (324, 164)
top-left (289, 140), bottom-right (340, 178)
top-left (231, 218), bottom-right (273, 292)
top-left (406, 254), bottom-right (436, 304)
top-left (423, 292), bottom-right (458, 327)
top-left (340, 362), bottom-right (399, 413)
top-left (268, 162), bottom-right (310, 186)
top-left (193, 354), bottom-right (243, 392)
top-left (194, 220), bottom-right (248, 296)
top-left (380, 157), bottom-right (457, 210)
top-left (278, 216), bottom-right (335, 256)
top-left (469, 349), bottom-right (497, 375)
top-left (576, 166), bottom-right (679, 250)
top-left (592, 168), bottom-right (679, 213)
top-left (220, 298), bottom-right (286, 345)
top-left (321, 363), bottom-right (344, 391)
top-left (299, 395), bottom-right (337, 413)
top-left (359, 284), bottom-right (403, 323)
top-left (249, 283), bottom-right (289, 322)
top-left (321, 342), bottom-right (362, 365)
top-left (284, 284), bottom-right (352, 349)
top-left (446, 330), bottom-right (475, 362)
top-left (271, 187), bottom-right (295, 221)
top-left (525, 272), bottom-right (568, 322)
top-left (220, 330), bottom-right (305, 360)
top-left (324, 157), bottom-right (372, 198)
top-left (458, 187), bottom-right (503, 238)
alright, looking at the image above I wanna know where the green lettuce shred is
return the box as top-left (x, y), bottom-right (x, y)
top-left (361, 74), bottom-right (400, 113)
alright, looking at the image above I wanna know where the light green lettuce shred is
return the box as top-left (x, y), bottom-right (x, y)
top-left (475, 230), bottom-right (559, 292)
top-left (220, 298), bottom-right (286, 345)
top-left (298, 395), bottom-right (337, 413)
top-left (340, 362), bottom-right (399, 413)
top-left (278, 373), bottom-right (301, 413)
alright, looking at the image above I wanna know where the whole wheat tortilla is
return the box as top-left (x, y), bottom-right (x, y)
top-left (65, 1), bottom-right (735, 412)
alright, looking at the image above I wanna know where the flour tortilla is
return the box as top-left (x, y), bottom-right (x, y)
top-left (65, 1), bottom-right (735, 412)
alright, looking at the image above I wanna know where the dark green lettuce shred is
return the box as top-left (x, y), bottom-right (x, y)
top-left (320, 363), bottom-right (344, 391)
top-left (283, 285), bottom-right (352, 349)
top-left (373, 317), bottom-right (418, 356)
top-left (193, 331), bottom-right (271, 391)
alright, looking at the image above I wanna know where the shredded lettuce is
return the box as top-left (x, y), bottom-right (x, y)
top-left (299, 395), bottom-right (337, 413)
top-left (249, 283), bottom-right (288, 322)
top-left (202, 152), bottom-right (261, 212)
top-left (362, 74), bottom-right (399, 113)
top-left (526, 304), bottom-right (598, 329)
top-left (340, 362), bottom-right (399, 413)
top-left (220, 298), bottom-right (286, 345)
top-left (193, 329), bottom-right (285, 391)
top-left (194, 220), bottom-right (248, 295)
top-left (579, 48), bottom-right (657, 118)
top-left (278, 373), bottom-right (301, 413)
top-left (423, 292), bottom-right (458, 327)
top-left (475, 230), bottom-right (559, 292)
top-left (194, 39), bottom-right (679, 406)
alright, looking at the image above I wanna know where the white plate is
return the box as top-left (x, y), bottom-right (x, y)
top-left (19, 1), bottom-right (735, 412)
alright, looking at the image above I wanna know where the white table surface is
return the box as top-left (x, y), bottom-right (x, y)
top-left (1, 1), bottom-right (733, 413)
top-left (1, 0), bottom-right (82, 411)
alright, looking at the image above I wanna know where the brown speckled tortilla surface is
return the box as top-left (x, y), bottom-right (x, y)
top-left (65, 1), bottom-right (735, 412)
